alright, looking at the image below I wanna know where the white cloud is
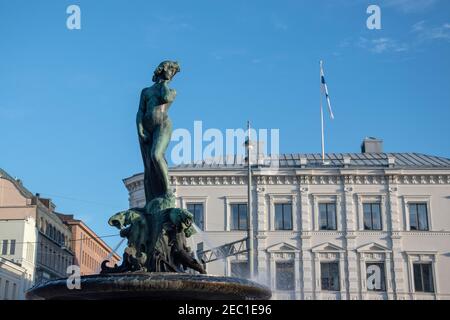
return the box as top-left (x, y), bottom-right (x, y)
top-left (342, 20), bottom-right (449, 55)
top-left (358, 37), bottom-right (409, 53)
top-left (270, 15), bottom-right (288, 31)
top-left (412, 20), bottom-right (426, 32)
top-left (382, 0), bottom-right (439, 13)
top-left (412, 20), bottom-right (450, 42)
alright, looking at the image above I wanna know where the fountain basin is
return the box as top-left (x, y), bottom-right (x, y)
top-left (26, 272), bottom-right (272, 300)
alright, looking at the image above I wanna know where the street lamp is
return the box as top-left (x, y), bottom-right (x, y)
top-left (245, 121), bottom-right (255, 280)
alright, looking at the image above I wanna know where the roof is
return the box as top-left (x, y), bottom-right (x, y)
top-left (0, 168), bottom-right (35, 198)
top-left (170, 153), bottom-right (450, 170)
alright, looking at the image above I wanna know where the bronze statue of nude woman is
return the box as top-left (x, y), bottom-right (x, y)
top-left (136, 61), bottom-right (180, 203)
top-left (102, 60), bottom-right (207, 274)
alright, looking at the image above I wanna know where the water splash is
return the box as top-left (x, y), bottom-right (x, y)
top-left (187, 224), bottom-right (267, 288)
top-left (188, 235), bottom-right (199, 261)
top-left (191, 223), bottom-right (259, 282)
top-left (192, 223), bottom-right (217, 252)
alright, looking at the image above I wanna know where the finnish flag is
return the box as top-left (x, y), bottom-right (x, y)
top-left (320, 61), bottom-right (335, 120)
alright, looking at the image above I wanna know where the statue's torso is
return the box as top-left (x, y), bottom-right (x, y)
top-left (142, 86), bottom-right (172, 130)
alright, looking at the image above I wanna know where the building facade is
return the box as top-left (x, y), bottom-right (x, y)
top-left (0, 169), bottom-right (40, 297)
top-left (34, 197), bottom-right (74, 285)
top-left (123, 141), bottom-right (450, 300)
top-left (0, 257), bottom-right (28, 300)
top-left (1, 168), bottom-right (75, 298)
top-left (58, 214), bottom-right (121, 276)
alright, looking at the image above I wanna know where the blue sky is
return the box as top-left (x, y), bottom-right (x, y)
top-left (1, 0), bottom-right (449, 248)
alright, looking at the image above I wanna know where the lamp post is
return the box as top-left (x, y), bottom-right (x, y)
top-left (245, 121), bottom-right (255, 279)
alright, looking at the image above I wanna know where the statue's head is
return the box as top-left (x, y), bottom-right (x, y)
top-left (108, 209), bottom-right (142, 230)
top-left (152, 60), bottom-right (181, 83)
top-left (168, 208), bottom-right (196, 237)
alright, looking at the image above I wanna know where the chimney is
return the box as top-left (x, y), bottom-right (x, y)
top-left (343, 156), bottom-right (351, 168)
top-left (299, 157), bottom-right (308, 168)
top-left (361, 137), bottom-right (383, 153)
top-left (388, 155), bottom-right (396, 168)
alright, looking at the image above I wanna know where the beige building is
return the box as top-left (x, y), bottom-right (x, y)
top-left (0, 168), bottom-right (74, 298)
top-left (124, 139), bottom-right (450, 300)
top-left (1, 169), bottom-right (40, 297)
top-left (58, 214), bottom-right (121, 276)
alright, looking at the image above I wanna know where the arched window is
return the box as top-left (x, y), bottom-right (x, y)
top-left (40, 218), bottom-right (44, 232)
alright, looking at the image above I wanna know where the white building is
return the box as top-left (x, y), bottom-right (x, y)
top-left (0, 257), bottom-right (28, 300)
top-left (0, 218), bottom-right (36, 294)
top-left (124, 139), bottom-right (450, 300)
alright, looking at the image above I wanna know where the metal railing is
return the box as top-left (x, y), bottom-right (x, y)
top-left (197, 238), bottom-right (248, 263)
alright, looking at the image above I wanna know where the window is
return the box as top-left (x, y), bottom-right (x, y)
top-left (366, 263), bottom-right (386, 291)
top-left (230, 261), bottom-right (249, 279)
top-left (187, 203), bottom-right (204, 231)
top-left (319, 203), bottom-right (337, 230)
top-left (10, 240), bottom-right (16, 255)
top-left (1, 240), bottom-right (8, 255)
top-left (363, 203), bottom-right (382, 230)
top-left (12, 283), bottom-right (17, 300)
top-left (409, 203), bottom-right (429, 231)
top-left (275, 203), bottom-right (293, 230)
top-left (231, 204), bottom-right (248, 230)
top-left (413, 263), bottom-right (434, 293)
top-left (44, 246), bottom-right (48, 264)
top-left (276, 262), bottom-right (295, 291)
top-left (4, 280), bottom-right (10, 300)
top-left (321, 262), bottom-right (340, 291)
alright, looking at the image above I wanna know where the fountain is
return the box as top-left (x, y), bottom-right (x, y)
top-left (26, 61), bottom-right (271, 300)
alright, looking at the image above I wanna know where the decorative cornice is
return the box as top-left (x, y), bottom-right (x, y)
top-left (126, 173), bottom-right (450, 189)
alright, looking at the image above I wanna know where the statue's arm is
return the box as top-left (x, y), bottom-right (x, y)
top-left (160, 81), bottom-right (177, 103)
top-left (136, 89), bottom-right (147, 141)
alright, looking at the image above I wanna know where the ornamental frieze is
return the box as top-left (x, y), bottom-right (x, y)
top-left (163, 174), bottom-right (450, 186)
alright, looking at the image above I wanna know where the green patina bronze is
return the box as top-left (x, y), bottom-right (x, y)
top-left (101, 61), bottom-right (206, 275)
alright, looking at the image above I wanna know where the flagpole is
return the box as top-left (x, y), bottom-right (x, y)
top-left (320, 60), bottom-right (325, 163)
